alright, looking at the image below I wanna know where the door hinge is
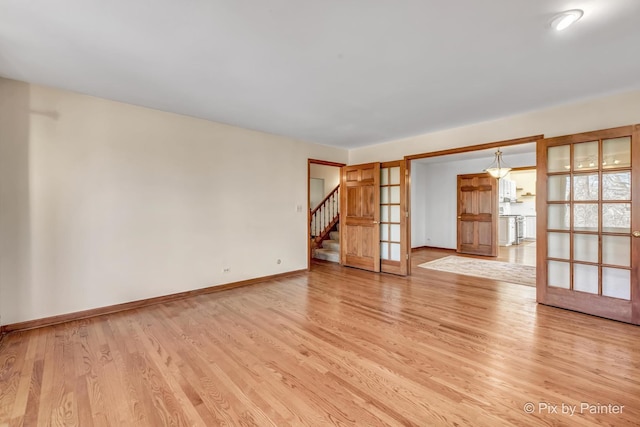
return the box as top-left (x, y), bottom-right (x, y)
top-left (405, 211), bottom-right (409, 218)
top-left (406, 254), bottom-right (409, 260)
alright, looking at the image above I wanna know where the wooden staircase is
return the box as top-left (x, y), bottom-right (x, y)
top-left (310, 185), bottom-right (340, 263)
top-left (313, 226), bottom-right (340, 263)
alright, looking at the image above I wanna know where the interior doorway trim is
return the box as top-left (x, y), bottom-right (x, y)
top-left (405, 134), bottom-right (544, 161)
top-left (308, 159), bottom-right (346, 270)
top-left (404, 134), bottom-right (544, 274)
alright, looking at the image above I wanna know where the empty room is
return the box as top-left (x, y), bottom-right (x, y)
top-left (1, 1), bottom-right (640, 426)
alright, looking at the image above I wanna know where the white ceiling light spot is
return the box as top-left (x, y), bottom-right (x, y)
top-left (550, 9), bottom-right (584, 31)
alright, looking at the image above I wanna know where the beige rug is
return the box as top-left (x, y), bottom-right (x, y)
top-left (418, 256), bottom-right (536, 287)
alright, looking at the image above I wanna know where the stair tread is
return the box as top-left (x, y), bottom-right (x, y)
top-left (313, 248), bottom-right (340, 263)
top-left (323, 241), bottom-right (339, 250)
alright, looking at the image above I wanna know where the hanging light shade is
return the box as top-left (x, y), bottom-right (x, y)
top-left (485, 149), bottom-right (511, 179)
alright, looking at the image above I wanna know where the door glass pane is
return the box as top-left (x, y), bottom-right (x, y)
top-left (380, 224), bottom-right (389, 241)
top-left (574, 141), bottom-right (598, 171)
top-left (390, 243), bottom-right (401, 261)
top-left (602, 203), bottom-right (631, 233)
top-left (380, 168), bottom-right (389, 185)
top-left (390, 224), bottom-right (400, 242)
top-left (390, 206), bottom-right (401, 222)
top-left (602, 268), bottom-right (631, 300)
top-left (548, 232), bottom-right (570, 259)
top-left (390, 186), bottom-right (400, 203)
top-left (603, 137), bottom-right (631, 169)
top-left (602, 236), bottom-right (630, 267)
top-left (381, 206), bottom-right (389, 222)
top-left (574, 204), bottom-right (598, 232)
top-left (548, 145), bottom-right (571, 173)
top-left (548, 261), bottom-right (570, 288)
top-left (573, 174), bottom-right (599, 201)
top-left (548, 204), bottom-right (570, 230)
top-left (548, 175), bottom-right (570, 201)
top-left (380, 243), bottom-right (389, 260)
top-left (389, 167), bottom-right (400, 185)
top-left (574, 234), bottom-right (598, 263)
top-left (574, 264), bottom-right (599, 294)
top-left (380, 187), bottom-right (389, 203)
top-left (602, 172), bottom-right (631, 200)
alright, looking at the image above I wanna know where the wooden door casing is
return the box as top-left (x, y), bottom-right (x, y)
top-left (457, 173), bottom-right (498, 257)
top-left (341, 163), bottom-right (381, 272)
top-left (537, 124), bottom-right (640, 325)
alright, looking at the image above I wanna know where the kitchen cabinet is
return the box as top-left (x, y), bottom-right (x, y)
top-left (498, 179), bottom-right (516, 202)
top-left (525, 216), bottom-right (537, 239)
top-left (499, 216), bottom-right (516, 246)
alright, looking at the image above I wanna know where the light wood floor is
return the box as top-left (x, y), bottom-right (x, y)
top-left (1, 249), bottom-right (639, 426)
top-left (497, 240), bottom-right (536, 266)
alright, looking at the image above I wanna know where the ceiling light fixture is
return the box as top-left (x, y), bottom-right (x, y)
top-left (550, 9), bottom-right (584, 31)
top-left (485, 149), bottom-right (511, 179)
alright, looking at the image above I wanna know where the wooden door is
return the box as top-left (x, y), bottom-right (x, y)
top-left (537, 125), bottom-right (640, 325)
top-left (341, 163), bottom-right (380, 272)
top-left (380, 161), bottom-right (408, 275)
top-left (457, 173), bottom-right (498, 256)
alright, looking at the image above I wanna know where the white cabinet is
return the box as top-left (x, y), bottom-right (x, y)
top-left (499, 216), bottom-right (516, 246)
top-left (499, 179), bottom-right (516, 202)
top-left (525, 216), bottom-right (537, 239)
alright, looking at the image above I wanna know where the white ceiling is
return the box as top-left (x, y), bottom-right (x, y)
top-left (1, 1), bottom-right (639, 149)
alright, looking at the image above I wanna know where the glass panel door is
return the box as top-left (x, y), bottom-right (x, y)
top-left (538, 125), bottom-right (639, 325)
top-left (380, 161), bottom-right (407, 275)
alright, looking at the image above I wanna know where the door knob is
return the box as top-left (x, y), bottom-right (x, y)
top-left (633, 231), bottom-right (640, 238)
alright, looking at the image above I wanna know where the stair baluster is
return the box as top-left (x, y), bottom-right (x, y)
top-left (310, 184), bottom-right (340, 248)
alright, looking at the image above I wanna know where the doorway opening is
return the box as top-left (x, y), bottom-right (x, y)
top-left (307, 159), bottom-right (344, 269)
top-left (406, 135), bottom-right (542, 279)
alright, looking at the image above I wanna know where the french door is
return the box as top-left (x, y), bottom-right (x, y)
top-left (380, 161), bottom-right (408, 275)
top-left (537, 125), bottom-right (640, 324)
top-left (340, 161), bottom-right (408, 275)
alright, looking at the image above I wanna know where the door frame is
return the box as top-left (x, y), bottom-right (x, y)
top-left (404, 134), bottom-right (543, 274)
top-left (307, 159), bottom-right (346, 271)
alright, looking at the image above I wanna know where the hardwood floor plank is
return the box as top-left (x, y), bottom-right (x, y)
top-left (106, 316), bottom-right (157, 427)
top-left (1, 252), bottom-right (640, 426)
top-left (0, 338), bottom-right (27, 425)
top-left (7, 332), bottom-right (37, 425)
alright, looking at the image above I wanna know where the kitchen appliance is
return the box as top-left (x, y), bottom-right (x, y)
top-left (515, 215), bottom-right (525, 244)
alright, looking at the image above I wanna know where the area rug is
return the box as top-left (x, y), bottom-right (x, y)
top-left (418, 256), bottom-right (536, 287)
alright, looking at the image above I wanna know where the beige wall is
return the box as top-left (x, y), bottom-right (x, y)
top-left (0, 78), bottom-right (347, 325)
top-left (309, 163), bottom-right (341, 199)
top-left (349, 89), bottom-right (640, 164)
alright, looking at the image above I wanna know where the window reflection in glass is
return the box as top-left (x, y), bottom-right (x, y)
top-left (602, 172), bottom-right (631, 200)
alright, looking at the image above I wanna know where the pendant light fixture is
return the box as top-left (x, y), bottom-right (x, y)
top-left (485, 149), bottom-right (511, 179)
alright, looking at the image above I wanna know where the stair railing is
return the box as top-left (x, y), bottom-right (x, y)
top-left (310, 185), bottom-right (339, 245)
